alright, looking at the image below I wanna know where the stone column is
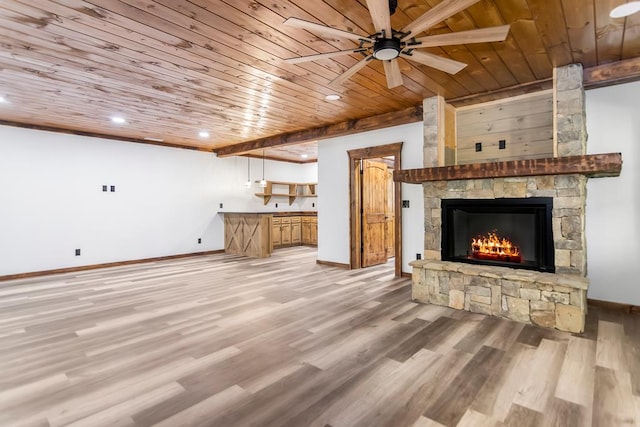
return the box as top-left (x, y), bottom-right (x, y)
top-left (554, 64), bottom-right (587, 157)
top-left (423, 95), bottom-right (445, 260)
top-left (553, 64), bottom-right (588, 276)
top-left (423, 96), bottom-right (444, 168)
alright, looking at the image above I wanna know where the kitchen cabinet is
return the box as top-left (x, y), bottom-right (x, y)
top-left (224, 213), bottom-right (272, 258)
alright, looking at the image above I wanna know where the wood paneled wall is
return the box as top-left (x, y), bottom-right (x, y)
top-left (455, 91), bottom-right (554, 165)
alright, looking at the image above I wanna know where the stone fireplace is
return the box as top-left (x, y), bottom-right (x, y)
top-left (411, 173), bottom-right (591, 333)
top-left (394, 64), bottom-right (622, 333)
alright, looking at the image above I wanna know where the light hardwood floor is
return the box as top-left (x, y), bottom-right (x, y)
top-left (0, 247), bottom-right (638, 427)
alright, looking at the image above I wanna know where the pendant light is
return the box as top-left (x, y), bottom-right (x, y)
top-left (245, 157), bottom-right (252, 188)
top-left (259, 149), bottom-right (267, 188)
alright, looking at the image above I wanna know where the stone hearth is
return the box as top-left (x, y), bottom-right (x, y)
top-left (410, 260), bottom-right (588, 333)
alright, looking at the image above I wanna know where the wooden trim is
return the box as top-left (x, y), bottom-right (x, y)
top-left (0, 250), bottom-right (225, 282)
top-left (348, 142), bottom-right (403, 277)
top-left (401, 272), bottom-right (411, 278)
top-left (316, 259), bottom-right (350, 269)
top-left (583, 57), bottom-right (640, 90)
top-left (0, 120), bottom-right (210, 153)
top-left (214, 106), bottom-right (422, 157)
top-left (393, 153), bottom-right (622, 184)
top-left (588, 298), bottom-right (640, 314)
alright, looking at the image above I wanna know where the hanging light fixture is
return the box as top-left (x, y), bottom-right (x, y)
top-left (245, 157), bottom-right (252, 188)
top-left (259, 150), bottom-right (267, 188)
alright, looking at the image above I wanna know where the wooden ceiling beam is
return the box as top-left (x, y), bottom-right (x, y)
top-left (214, 105), bottom-right (423, 157)
top-left (583, 57), bottom-right (640, 89)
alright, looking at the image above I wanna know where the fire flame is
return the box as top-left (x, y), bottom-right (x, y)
top-left (471, 230), bottom-right (521, 262)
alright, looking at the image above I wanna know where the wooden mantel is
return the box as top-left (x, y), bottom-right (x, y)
top-left (393, 153), bottom-right (622, 184)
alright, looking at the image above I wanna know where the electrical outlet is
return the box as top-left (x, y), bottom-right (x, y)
top-left (416, 253), bottom-right (422, 260)
top-left (110, 185), bottom-right (116, 192)
top-left (75, 249), bottom-right (81, 256)
top-left (499, 139), bottom-right (506, 149)
top-left (402, 200), bottom-right (410, 208)
top-left (219, 203), bottom-right (223, 209)
top-left (198, 238), bottom-right (201, 244)
top-left (475, 142), bottom-right (482, 152)
top-left (102, 185), bottom-right (107, 192)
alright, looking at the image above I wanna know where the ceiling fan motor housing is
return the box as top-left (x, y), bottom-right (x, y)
top-left (373, 37), bottom-right (402, 60)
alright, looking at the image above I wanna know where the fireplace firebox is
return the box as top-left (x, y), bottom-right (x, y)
top-left (441, 198), bottom-right (554, 273)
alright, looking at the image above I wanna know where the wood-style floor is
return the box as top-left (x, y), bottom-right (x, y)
top-left (0, 247), bottom-right (638, 427)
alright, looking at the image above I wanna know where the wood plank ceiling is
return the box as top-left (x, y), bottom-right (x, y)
top-left (0, 0), bottom-right (638, 162)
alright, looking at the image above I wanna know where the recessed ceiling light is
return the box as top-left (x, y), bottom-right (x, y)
top-left (111, 116), bottom-right (126, 124)
top-left (325, 94), bottom-right (341, 101)
top-left (0, 96), bottom-right (8, 104)
top-left (610, 1), bottom-right (640, 17)
top-left (301, 154), bottom-right (309, 159)
top-left (199, 131), bottom-right (210, 138)
top-left (143, 137), bottom-right (164, 142)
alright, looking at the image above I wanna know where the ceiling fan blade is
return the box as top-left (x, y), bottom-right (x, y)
top-left (383, 60), bottom-right (404, 88)
top-left (365, 0), bottom-right (392, 37)
top-left (400, 0), bottom-right (482, 41)
top-left (284, 17), bottom-right (372, 43)
top-left (285, 48), bottom-right (367, 64)
top-left (330, 55), bottom-right (373, 86)
top-left (410, 25), bottom-right (511, 48)
top-left (401, 51), bottom-right (467, 74)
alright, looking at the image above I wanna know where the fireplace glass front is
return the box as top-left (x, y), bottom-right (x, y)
top-left (441, 198), bottom-right (554, 273)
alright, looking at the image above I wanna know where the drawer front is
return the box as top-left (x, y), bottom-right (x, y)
top-left (291, 217), bottom-right (301, 224)
top-left (281, 217), bottom-right (291, 224)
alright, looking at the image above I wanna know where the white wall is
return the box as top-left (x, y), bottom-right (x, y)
top-left (0, 125), bottom-right (315, 276)
top-left (317, 122), bottom-right (425, 273)
top-left (585, 81), bottom-right (640, 305)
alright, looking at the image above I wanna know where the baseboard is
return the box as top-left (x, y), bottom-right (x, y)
top-left (0, 249), bottom-right (226, 282)
top-left (401, 272), bottom-right (411, 278)
top-left (588, 298), bottom-right (640, 314)
top-left (316, 259), bottom-right (350, 269)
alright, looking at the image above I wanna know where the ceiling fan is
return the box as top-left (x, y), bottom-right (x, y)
top-left (283, 0), bottom-right (510, 89)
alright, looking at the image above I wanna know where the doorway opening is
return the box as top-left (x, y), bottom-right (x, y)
top-left (348, 142), bottom-right (402, 277)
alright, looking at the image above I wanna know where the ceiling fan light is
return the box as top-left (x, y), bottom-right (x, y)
top-left (373, 38), bottom-right (401, 60)
top-left (610, 1), bottom-right (640, 17)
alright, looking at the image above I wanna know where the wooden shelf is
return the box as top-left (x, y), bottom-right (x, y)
top-left (255, 181), bottom-right (317, 205)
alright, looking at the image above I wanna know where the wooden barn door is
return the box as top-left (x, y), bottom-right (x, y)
top-left (362, 159), bottom-right (389, 267)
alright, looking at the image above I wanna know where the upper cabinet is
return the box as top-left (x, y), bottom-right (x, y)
top-left (255, 181), bottom-right (317, 205)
